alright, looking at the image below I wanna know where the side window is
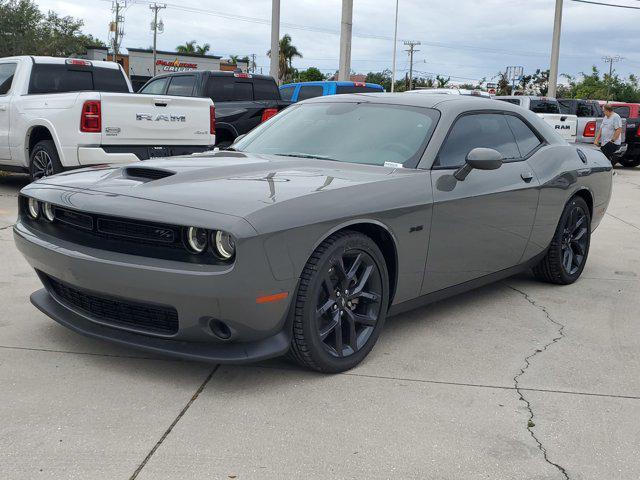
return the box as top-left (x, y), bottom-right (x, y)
top-left (280, 86), bottom-right (295, 101)
top-left (0, 63), bottom-right (17, 95)
top-left (233, 82), bottom-right (253, 101)
top-left (139, 77), bottom-right (168, 95)
top-left (613, 106), bottom-right (630, 118)
top-left (436, 113), bottom-right (520, 168)
top-left (576, 102), bottom-right (592, 117)
top-left (166, 76), bottom-right (196, 96)
top-left (558, 100), bottom-right (573, 114)
top-left (505, 115), bottom-right (542, 157)
top-left (297, 85), bottom-right (323, 101)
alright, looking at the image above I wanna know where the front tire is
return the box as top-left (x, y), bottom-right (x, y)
top-left (533, 196), bottom-right (591, 285)
top-left (29, 140), bottom-right (63, 181)
top-left (289, 231), bottom-right (389, 373)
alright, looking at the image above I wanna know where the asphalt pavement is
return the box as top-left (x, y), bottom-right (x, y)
top-left (1, 168), bottom-right (639, 480)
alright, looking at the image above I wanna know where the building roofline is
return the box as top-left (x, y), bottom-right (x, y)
top-left (126, 47), bottom-right (222, 60)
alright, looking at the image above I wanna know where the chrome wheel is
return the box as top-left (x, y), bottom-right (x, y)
top-left (316, 250), bottom-right (383, 358)
top-left (31, 150), bottom-right (54, 179)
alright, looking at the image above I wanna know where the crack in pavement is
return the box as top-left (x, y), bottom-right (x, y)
top-left (606, 212), bottom-right (640, 232)
top-left (506, 284), bottom-right (570, 480)
top-left (128, 365), bottom-right (219, 480)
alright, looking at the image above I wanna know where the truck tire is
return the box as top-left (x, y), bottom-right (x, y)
top-left (618, 155), bottom-right (640, 168)
top-left (29, 140), bottom-right (63, 181)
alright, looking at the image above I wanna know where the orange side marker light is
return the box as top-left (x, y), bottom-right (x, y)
top-left (256, 292), bottom-right (289, 304)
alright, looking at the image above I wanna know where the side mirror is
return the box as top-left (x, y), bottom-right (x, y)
top-left (454, 147), bottom-right (503, 181)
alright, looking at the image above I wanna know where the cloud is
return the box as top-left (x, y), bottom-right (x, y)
top-left (35, 0), bottom-right (640, 82)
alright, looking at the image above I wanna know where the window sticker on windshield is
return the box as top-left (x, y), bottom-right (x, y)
top-left (384, 162), bottom-right (404, 169)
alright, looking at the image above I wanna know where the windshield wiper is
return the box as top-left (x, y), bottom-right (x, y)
top-left (273, 152), bottom-right (339, 162)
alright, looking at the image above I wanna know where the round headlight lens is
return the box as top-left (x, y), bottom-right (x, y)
top-left (186, 227), bottom-right (208, 253)
top-left (214, 230), bottom-right (235, 259)
top-left (27, 198), bottom-right (40, 219)
top-left (43, 202), bottom-right (55, 222)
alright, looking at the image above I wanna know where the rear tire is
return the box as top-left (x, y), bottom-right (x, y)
top-left (29, 140), bottom-right (63, 181)
top-left (289, 231), bottom-right (389, 373)
top-left (533, 196), bottom-right (591, 285)
top-left (618, 155), bottom-right (640, 168)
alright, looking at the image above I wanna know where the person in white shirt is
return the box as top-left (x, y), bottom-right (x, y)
top-left (594, 104), bottom-right (622, 165)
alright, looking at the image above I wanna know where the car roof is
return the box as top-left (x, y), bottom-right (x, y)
top-left (302, 92), bottom-right (524, 111)
top-left (280, 81), bottom-right (384, 88)
top-left (1, 56), bottom-right (121, 69)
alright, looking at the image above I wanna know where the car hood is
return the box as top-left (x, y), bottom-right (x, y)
top-left (36, 152), bottom-right (399, 219)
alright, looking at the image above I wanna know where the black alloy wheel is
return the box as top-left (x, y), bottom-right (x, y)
top-left (316, 250), bottom-right (383, 358)
top-left (560, 204), bottom-right (589, 276)
top-left (533, 196), bottom-right (591, 285)
top-left (29, 140), bottom-right (63, 182)
top-left (290, 231), bottom-right (389, 372)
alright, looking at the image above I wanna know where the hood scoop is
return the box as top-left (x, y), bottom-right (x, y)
top-left (124, 166), bottom-right (176, 181)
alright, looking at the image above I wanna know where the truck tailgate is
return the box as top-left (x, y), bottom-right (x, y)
top-left (538, 113), bottom-right (577, 142)
top-left (98, 93), bottom-right (214, 146)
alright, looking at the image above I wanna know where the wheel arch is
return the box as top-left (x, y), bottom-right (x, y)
top-left (311, 220), bottom-right (399, 307)
top-left (25, 125), bottom-right (56, 157)
top-left (572, 187), bottom-right (594, 218)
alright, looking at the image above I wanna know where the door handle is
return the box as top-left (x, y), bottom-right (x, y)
top-left (521, 171), bottom-right (534, 183)
top-left (0, 105), bottom-right (6, 111)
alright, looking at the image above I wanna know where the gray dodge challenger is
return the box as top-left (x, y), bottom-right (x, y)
top-left (14, 94), bottom-right (612, 372)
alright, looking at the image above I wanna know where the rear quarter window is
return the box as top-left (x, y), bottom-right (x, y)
top-left (280, 86), bottom-right (295, 101)
top-left (297, 85), bottom-right (323, 101)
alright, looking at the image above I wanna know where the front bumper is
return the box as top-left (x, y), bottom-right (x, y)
top-left (14, 213), bottom-right (296, 363)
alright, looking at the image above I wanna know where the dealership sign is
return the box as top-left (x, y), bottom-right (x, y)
top-left (156, 58), bottom-right (198, 72)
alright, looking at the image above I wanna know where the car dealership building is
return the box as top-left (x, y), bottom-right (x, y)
top-left (83, 46), bottom-right (248, 91)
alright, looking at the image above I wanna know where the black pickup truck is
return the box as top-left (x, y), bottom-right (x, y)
top-left (139, 71), bottom-right (291, 147)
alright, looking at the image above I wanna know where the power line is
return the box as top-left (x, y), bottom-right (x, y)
top-left (571, 0), bottom-right (640, 9)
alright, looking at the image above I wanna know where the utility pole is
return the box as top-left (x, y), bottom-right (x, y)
top-left (110, 1), bottom-right (126, 65)
top-left (602, 55), bottom-right (623, 101)
top-left (269, 0), bottom-right (280, 83)
top-left (390, 0), bottom-right (399, 92)
top-left (338, 0), bottom-right (353, 81)
top-left (404, 40), bottom-right (420, 91)
top-left (149, 3), bottom-right (166, 76)
top-left (548, 0), bottom-right (563, 98)
top-left (250, 53), bottom-right (257, 73)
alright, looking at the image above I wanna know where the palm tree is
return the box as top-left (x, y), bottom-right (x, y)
top-left (196, 43), bottom-right (210, 55)
top-left (267, 34), bottom-right (302, 82)
top-left (176, 40), bottom-right (197, 54)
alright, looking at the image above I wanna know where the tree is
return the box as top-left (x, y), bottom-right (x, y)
top-left (559, 66), bottom-right (640, 102)
top-left (495, 71), bottom-right (512, 96)
top-left (176, 40), bottom-right (197, 54)
top-left (267, 34), bottom-right (302, 82)
top-left (195, 43), bottom-right (210, 55)
top-left (365, 69), bottom-right (392, 91)
top-left (435, 75), bottom-right (450, 88)
top-left (531, 69), bottom-right (550, 96)
top-left (298, 67), bottom-right (325, 82)
top-left (0, 0), bottom-right (104, 57)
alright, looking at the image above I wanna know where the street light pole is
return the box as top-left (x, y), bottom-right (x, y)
top-left (270, 0), bottom-right (280, 83)
top-left (390, 0), bottom-right (399, 92)
top-left (602, 55), bottom-right (622, 101)
top-left (548, 0), bottom-right (563, 98)
top-left (150, 3), bottom-right (165, 77)
top-left (338, 0), bottom-right (353, 81)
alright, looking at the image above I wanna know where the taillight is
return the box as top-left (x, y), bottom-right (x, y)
top-left (80, 100), bottom-right (101, 133)
top-left (261, 108), bottom-right (278, 123)
top-left (210, 105), bottom-right (216, 134)
top-left (583, 121), bottom-right (596, 137)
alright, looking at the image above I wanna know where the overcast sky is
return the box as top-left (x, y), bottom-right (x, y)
top-left (35, 0), bottom-right (640, 84)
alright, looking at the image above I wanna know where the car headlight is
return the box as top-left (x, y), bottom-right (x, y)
top-left (214, 230), bottom-right (235, 259)
top-left (186, 227), bottom-right (208, 253)
top-left (27, 198), bottom-right (40, 219)
top-left (42, 202), bottom-right (55, 222)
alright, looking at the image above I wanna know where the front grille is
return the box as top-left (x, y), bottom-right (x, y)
top-left (45, 274), bottom-right (179, 335)
top-left (96, 218), bottom-right (176, 244)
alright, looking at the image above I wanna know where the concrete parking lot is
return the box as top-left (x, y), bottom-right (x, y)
top-left (1, 168), bottom-right (639, 480)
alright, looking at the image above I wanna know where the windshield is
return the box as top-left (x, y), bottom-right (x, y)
top-left (233, 102), bottom-right (439, 167)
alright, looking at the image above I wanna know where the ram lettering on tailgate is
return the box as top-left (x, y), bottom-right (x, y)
top-left (136, 113), bottom-right (187, 122)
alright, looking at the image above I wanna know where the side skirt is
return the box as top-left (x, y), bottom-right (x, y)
top-left (0, 163), bottom-right (29, 174)
top-left (388, 250), bottom-right (547, 318)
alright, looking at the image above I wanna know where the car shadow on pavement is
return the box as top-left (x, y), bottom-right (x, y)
top-left (0, 173), bottom-right (30, 192)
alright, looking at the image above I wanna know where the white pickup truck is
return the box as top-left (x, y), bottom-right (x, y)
top-left (494, 96), bottom-right (578, 143)
top-left (0, 56), bottom-right (215, 180)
